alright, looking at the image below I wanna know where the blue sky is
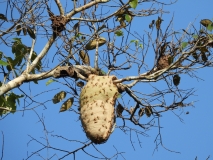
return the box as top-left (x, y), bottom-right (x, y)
top-left (0, 0), bottom-right (213, 160)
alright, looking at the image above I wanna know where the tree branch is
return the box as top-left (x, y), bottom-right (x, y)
top-left (27, 35), bottom-right (56, 73)
top-left (66, 0), bottom-right (110, 20)
top-left (54, 0), bottom-right (65, 15)
top-left (0, 65), bottom-right (102, 95)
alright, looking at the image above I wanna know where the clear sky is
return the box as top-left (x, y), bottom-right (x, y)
top-left (0, 0), bottom-right (213, 160)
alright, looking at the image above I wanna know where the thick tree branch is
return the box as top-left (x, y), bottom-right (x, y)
top-left (54, 0), bottom-right (65, 15)
top-left (66, 0), bottom-right (110, 20)
top-left (0, 65), bottom-right (103, 95)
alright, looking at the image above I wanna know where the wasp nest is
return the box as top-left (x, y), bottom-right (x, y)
top-left (79, 74), bottom-right (119, 144)
top-left (157, 55), bottom-right (172, 70)
top-left (50, 15), bottom-right (67, 34)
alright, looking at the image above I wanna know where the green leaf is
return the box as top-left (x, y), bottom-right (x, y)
top-left (59, 97), bottom-right (74, 112)
top-left (12, 39), bottom-right (28, 60)
top-left (6, 65), bottom-right (12, 71)
top-left (115, 30), bottom-right (123, 36)
top-left (207, 23), bottom-right (213, 31)
top-left (11, 93), bottom-right (24, 108)
top-left (130, 39), bottom-right (139, 46)
top-left (6, 94), bottom-right (16, 113)
top-left (117, 93), bottom-right (122, 98)
top-left (0, 95), bottom-right (4, 106)
top-left (14, 55), bottom-right (24, 66)
top-left (129, 0), bottom-right (138, 9)
top-left (6, 56), bottom-right (22, 69)
top-left (52, 91), bottom-right (67, 104)
top-left (6, 57), bottom-right (15, 71)
top-left (139, 44), bottom-right (143, 49)
top-left (0, 96), bottom-right (9, 116)
top-left (192, 35), bottom-right (198, 39)
top-left (46, 79), bottom-right (55, 86)
top-left (0, 93), bottom-right (23, 115)
top-left (12, 38), bottom-right (22, 43)
top-left (181, 42), bottom-right (188, 50)
top-left (101, 70), bottom-right (106, 75)
top-left (125, 14), bottom-right (131, 22)
top-left (0, 60), bottom-right (8, 66)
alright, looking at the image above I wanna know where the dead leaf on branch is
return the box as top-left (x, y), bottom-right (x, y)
top-left (149, 20), bottom-right (155, 29)
top-left (200, 19), bottom-right (212, 27)
top-left (115, 8), bottom-right (133, 28)
top-left (23, 27), bottom-right (27, 35)
top-left (85, 37), bottom-right (106, 50)
top-left (79, 50), bottom-right (90, 65)
top-left (138, 108), bottom-right (144, 117)
top-left (52, 91), bottom-right (66, 104)
top-left (0, 13), bottom-right (7, 21)
top-left (27, 26), bottom-right (36, 39)
top-left (201, 52), bottom-right (208, 62)
top-left (16, 25), bottom-right (22, 36)
top-left (129, 107), bottom-right (134, 115)
top-left (59, 97), bottom-right (74, 112)
top-left (76, 81), bottom-right (84, 87)
top-left (192, 52), bottom-right (198, 60)
top-left (156, 16), bottom-right (163, 30)
top-left (173, 74), bottom-right (180, 86)
top-left (145, 106), bottom-right (152, 117)
top-left (116, 103), bottom-right (124, 117)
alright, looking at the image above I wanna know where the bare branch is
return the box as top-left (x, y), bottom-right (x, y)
top-left (66, 0), bottom-right (110, 19)
top-left (27, 35), bottom-right (56, 73)
top-left (54, 0), bottom-right (65, 15)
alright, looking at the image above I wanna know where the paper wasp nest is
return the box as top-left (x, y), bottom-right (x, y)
top-left (79, 74), bottom-right (119, 144)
